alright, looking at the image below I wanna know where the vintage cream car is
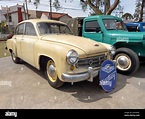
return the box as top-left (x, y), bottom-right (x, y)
top-left (6, 19), bottom-right (116, 88)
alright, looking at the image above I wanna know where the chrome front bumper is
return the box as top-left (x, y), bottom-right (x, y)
top-left (61, 67), bottom-right (99, 83)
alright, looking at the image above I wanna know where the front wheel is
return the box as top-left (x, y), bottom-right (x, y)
top-left (113, 48), bottom-right (139, 75)
top-left (11, 51), bottom-right (21, 64)
top-left (45, 59), bottom-right (64, 88)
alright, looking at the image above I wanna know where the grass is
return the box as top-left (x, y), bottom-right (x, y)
top-left (0, 41), bottom-right (11, 58)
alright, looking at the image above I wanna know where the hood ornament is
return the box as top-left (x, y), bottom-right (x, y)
top-left (94, 44), bottom-right (99, 46)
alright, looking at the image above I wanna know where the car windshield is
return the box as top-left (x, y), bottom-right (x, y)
top-left (37, 22), bottom-right (73, 35)
top-left (103, 19), bottom-right (127, 31)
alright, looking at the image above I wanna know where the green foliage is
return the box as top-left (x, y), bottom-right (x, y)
top-left (122, 13), bottom-right (134, 20)
top-left (80, 0), bottom-right (103, 12)
top-left (53, 0), bottom-right (61, 11)
top-left (134, 0), bottom-right (142, 21)
top-left (0, 22), bottom-right (9, 34)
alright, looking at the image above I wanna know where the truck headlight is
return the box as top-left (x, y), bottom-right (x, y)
top-left (109, 46), bottom-right (116, 55)
top-left (66, 50), bottom-right (78, 65)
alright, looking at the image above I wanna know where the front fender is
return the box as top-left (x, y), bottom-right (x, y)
top-left (6, 39), bottom-right (17, 55)
top-left (34, 40), bottom-right (80, 80)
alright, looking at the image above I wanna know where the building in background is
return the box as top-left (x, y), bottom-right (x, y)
top-left (0, 4), bottom-right (72, 30)
top-left (0, 5), bottom-right (27, 32)
top-left (40, 12), bottom-right (72, 21)
top-left (0, 7), bottom-right (7, 22)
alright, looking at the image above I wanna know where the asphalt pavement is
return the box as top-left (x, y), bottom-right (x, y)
top-left (0, 56), bottom-right (145, 109)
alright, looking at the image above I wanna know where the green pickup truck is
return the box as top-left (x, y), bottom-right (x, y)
top-left (61, 15), bottom-right (145, 75)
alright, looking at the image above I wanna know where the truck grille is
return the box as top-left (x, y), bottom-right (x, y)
top-left (76, 54), bottom-right (107, 68)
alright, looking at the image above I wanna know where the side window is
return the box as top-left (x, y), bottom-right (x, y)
top-left (25, 22), bottom-right (36, 36)
top-left (85, 20), bottom-right (100, 32)
top-left (126, 26), bottom-right (138, 32)
top-left (16, 23), bottom-right (24, 35)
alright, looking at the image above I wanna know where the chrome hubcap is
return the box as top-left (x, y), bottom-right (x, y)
top-left (12, 52), bottom-right (16, 61)
top-left (48, 64), bottom-right (56, 78)
top-left (46, 60), bottom-right (57, 82)
top-left (115, 54), bottom-right (131, 71)
top-left (118, 56), bottom-right (128, 67)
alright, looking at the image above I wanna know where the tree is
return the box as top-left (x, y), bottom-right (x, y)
top-left (122, 13), bottom-right (134, 20)
top-left (32, 0), bottom-right (120, 15)
top-left (134, 0), bottom-right (142, 21)
top-left (113, 1), bottom-right (124, 17)
top-left (32, 0), bottom-right (58, 10)
top-left (80, 0), bottom-right (120, 15)
top-left (0, 21), bottom-right (8, 34)
top-left (53, 0), bottom-right (61, 11)
top-left (32, 0), bottom-right (53, 19)
top-left (139, 0), bottom-right (145, 21)
top-left (33, 0), bottom-right (40, 9)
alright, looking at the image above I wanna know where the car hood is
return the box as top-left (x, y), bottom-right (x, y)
top-left (41, 34), bottom-right (108, 55)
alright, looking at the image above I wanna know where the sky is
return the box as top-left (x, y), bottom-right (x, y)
top-left (0, 0), bottom-right (136, 17)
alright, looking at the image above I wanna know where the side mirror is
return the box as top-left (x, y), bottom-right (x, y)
top-left (95, 27), bottom-right (101, 32)
top-left (7, 33), bottom-right (14, 39)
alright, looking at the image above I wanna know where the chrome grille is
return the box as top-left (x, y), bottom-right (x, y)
top-left (76, 54), bottom-right (107, 68)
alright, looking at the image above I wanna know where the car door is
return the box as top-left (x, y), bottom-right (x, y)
top-left (82, 20), bottom-right (103, 42)
top-left (14, 23), bottom-right (25, 58)
top-left (21, 22), bottom-right (38, 66)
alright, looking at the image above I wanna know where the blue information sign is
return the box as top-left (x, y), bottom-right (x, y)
top-left (99, 60), bottom-right (117, 92)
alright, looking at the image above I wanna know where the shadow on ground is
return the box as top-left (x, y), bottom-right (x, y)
top-left (22, 61), bottom-right (132, 103)
top-left (133, 62), bottom-right (145, 78)
top-left (59, 74), bottom-right (129, 103)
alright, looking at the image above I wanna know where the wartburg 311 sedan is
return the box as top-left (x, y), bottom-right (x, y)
top-left (6, 19), bottom-right (116, 88)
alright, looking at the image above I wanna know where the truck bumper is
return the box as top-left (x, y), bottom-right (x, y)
top-left (61, 67), bottom-right (99, 83)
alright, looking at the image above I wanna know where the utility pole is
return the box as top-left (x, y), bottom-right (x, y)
top-left (6, 6), bottom-right (9, 32)
top-left (23, 3), bottom-right (27, 20)
top-left (49, 0), bottom-right (52, 19)
top-left (104, 0), bottom-right (106, 14)
top-left (25, 0), bottom-right (29, 19)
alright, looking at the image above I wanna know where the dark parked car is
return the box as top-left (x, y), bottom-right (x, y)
top-left (126, 22), bottom-right (145, 32)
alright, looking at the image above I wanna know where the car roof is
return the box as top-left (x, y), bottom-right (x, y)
top-left (84, 15), bottom-right (122, 21)
top-left (126, 22), bottom-right (145, 25)
top-left (18, 19), bottom-right (67, 25)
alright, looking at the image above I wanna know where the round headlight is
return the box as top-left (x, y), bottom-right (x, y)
top-left (109, 46), bottom-right (116, 55)
top-left (66, 50), bottom-right (78, 65)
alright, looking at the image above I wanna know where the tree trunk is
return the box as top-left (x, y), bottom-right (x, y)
top-left (86, 0), bottom-right (119, 15)
top-left (86, 0), bottom-right (102, 14)
top-left (106, 0), bottom-right (120, 15)
top-left (139, 0), bottom-right (145, 22)
top-left (104, 0), bottom-right (110, 14)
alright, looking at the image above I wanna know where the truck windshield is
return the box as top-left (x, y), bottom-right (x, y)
top-left (37, 22), bottom-right (73, 35)
top-left (103, 19), bottom-right (127, 31)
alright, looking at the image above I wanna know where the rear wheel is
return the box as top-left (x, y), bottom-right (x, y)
top-left (11, 51), bottom-right (21, 64)
top-left (45, 59), bottom-right (64, 88)
top-left (113, 48), bottom-right (139, 75)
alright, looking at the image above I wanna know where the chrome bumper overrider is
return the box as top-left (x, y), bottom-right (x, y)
top-left (61, 67), bottom-right (99, 83)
